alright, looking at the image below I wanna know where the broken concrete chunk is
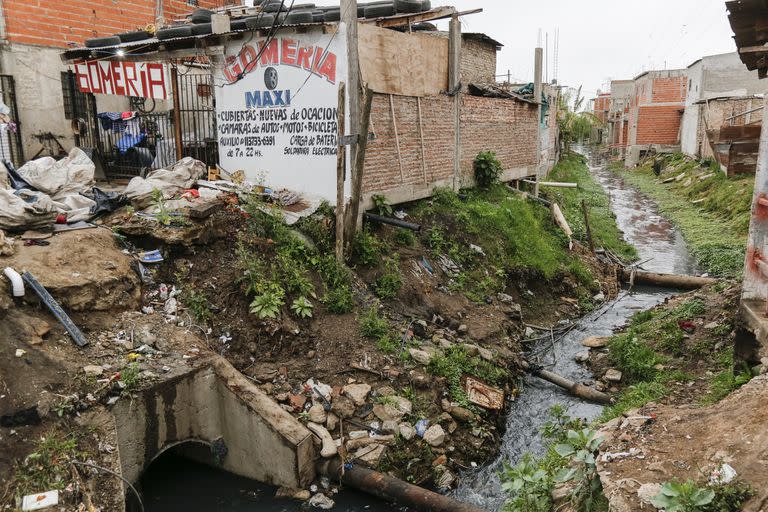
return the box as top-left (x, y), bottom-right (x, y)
top-left (83, 365), bottom-right (104, 377)
top-left (574, 350), bottom-right (590, 363)
top-left (275, 487), bottom-right (311, 501)
top-left (343, 383), bottom-right (371, 406)
top-left (331, 395), bottom-right (355, 418)
top-left (308, 403), bottom-right (327, 424)
top-left (581, 336), bottom-right (609, 348)
top-left (604, 369), bottom-right (623, 382)
top-left (399, 423), bottom-right (416, 440)
top-left (423, 424), bottom-right (446, 447)
top-left (354, 443), bottom-right (387, 467)
top-left (373, 396), bottom-right (412, 422)
top-left (637, 483), bottom-right (663, 505)
top-left (348, 430), bottom-right (369, 440)
top-left (409, 348), bottom-right (434, 365)
top-left (306, 422), bottom-right (337, 458)
top-left (325, 412), bottom-right (339, 431)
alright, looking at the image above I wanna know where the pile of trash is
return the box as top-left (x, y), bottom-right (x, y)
top-left (0, 148), bottom-right (115, 230)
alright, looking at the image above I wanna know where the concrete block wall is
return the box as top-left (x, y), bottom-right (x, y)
top-left (362, 92), bottom-right (539, 204)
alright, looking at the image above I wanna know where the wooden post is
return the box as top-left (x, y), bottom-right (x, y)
top-left (335, 82), bottom-right (346, 263)
top-left (341, 0), bottom-right (359, 167)
top-left (170, 65), bottom-right (183, 162)
top-left (448, 14), bottom-right (461, 190)
top-left (345, 87), bottom-right (374, 251)
top-left (416, 96), bottom-right (427, 183)
top-left (389, 94), bottom-right (405, 183)
top-left (581, 199), bottom-right (595, 253)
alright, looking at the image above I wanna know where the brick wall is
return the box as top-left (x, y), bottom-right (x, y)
top-left (651, 76), bottom-right (687, 103)
top-left (362, 92), bottom-right (538, 197)
top-left (635, 105), bottom-right (682, 145)
top-left (460, 37), bottom-right (497, 85)
top-left (3, 0), bottom-right (221, 48)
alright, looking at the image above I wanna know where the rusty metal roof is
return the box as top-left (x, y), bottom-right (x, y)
top-left (726, 0), bottom-right (768, 78)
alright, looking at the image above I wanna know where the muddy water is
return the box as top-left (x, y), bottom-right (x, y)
top-left (451, 151), bottom-right (697, 510)
top-left (142, 151), bottom-right (696, 511)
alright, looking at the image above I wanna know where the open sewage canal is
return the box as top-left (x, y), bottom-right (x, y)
top-left (141, 151), bottom-right (696, 511)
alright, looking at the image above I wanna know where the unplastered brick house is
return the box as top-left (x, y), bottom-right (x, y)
top-left (625, 69), bottom-right (688, 166)
top-left (0, 0), bottom-right (223, 163)
top-left (590, 92), bottom-right (610, 143)
top-left (606, 79), bottom-right (632, 157)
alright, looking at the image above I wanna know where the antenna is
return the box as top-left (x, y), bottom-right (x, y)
top-left (545, 32), bottom-right (549, 84)
top-left (553, 28), bottom-right (559, 84)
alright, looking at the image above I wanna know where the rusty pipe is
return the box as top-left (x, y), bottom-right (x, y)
top-left (318, 459), bottom-right (484, 512)
top-left (520, 360), bottom-right (612, 405)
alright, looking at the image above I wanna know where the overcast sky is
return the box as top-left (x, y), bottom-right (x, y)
top-left (431, 0), bottom-right (740, 100)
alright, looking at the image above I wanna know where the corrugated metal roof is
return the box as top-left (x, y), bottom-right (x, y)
top-left (726, 0), bottom-right (768, 78)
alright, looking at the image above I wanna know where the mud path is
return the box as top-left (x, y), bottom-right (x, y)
top-left (451, 149), bottom-right (697, 510)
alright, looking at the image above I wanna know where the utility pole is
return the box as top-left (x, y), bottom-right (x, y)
top-left (534, 44), bottom-right (543, 196)
top-left (341, 0), bottom-right (359, 166)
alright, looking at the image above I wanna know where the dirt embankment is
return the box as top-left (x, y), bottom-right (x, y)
top-left (582, 283), bottom-right (768, 511)
top-left (1, 183), bottom-right (621, 509)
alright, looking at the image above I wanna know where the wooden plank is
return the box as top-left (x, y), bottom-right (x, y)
top-left (358, 23), bottom-right (448, 96)
top-left (360, 6), bottom-right (457, 28)
top-left (335, 82), bottom-right (346, 262)
top-left (389, 94), bottom-right (405, 183)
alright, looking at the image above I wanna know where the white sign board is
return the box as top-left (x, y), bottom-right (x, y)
top-left (73, 61), bottom-right (169, 99)
top-left (215, 25), bottom-right (348, 203)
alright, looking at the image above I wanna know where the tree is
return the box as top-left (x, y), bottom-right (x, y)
top-left (557, 86), bottom-right (603, 154)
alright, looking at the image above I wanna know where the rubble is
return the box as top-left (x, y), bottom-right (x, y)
top-left (422, 424), bottom-right (446, 447)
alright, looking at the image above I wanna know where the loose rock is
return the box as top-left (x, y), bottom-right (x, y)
top-left (423, 424), bottom-right (446, 447)
top-left (582, 336), bottom-right (609, 348)
top-left (343, 383), bottom-right (371, 406)
top-left (399, 423), bottom-right (416, 440)
top-left (604, 369), bottom-right (623, 382)
top-left (308, 403), bottom-right (327, 424)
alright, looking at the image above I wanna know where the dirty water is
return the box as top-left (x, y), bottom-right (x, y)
top-left (451, 150), bottom-right (697, 510)
top-left (141, 150), bottom-right (696, 511)
top-left (141, 451), bottom-right (407, 511)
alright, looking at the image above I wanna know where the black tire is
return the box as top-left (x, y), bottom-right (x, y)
top-left (312, 10), bottom-right (324, 21)
top-left (285, 9), bottom-right (313, 23)
top-left (394, 0), bottom-right (422, 13)
top-left (191, 8), bottom-right (214, 23)
top-left (191, 23), bottom-right (212, 35)
top-left (230, 18), bottom-right (248, 30)
top-left (364, 4), bottom-right (394, 17)
top-left (411, 22), bottom-right (436, 31)
top-left (156, 26), bottom-right (193, 40)
top-left (421, 0), bottom-right (431, 10)
top-left (117, 30), bottom-right (150, 42)
top-left (291, 3), bottom-right (316, 9)
top-left (263, 1), bottom-right (287, 12)
top-left (323, 8), bottom-right (341, 21)
top-left (85, 36), bottom-right (121, 48)
top-left (251, 13), bottom-right (276, 28)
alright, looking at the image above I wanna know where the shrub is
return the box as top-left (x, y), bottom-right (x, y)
top-left (474, 151), bottom-right (503, 188)
top-left (375, 257), bottom-right (403, 299)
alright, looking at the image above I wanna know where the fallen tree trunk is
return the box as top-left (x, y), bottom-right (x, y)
top-left (318, 459), bottom-right (484, 512)
top-left (620, 269), bottom-right (717, 290)
top-left (520, 360), bottom-right (612, 405)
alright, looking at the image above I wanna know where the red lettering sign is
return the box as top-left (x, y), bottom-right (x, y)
top-left (72, 60), bottom-right (169, 99)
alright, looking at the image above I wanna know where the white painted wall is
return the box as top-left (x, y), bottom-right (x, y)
top-left (681, 59), bottom-right (703, 156)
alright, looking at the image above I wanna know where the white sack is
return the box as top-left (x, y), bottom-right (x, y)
top-left (124, 157), bottom-right (206, 208)
top-left (0, 188), bottom-right (56, 230)
top-left (16, 147), bottom-right (95, 197)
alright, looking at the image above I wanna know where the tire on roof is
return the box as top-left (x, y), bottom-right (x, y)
top-left (323, 8), bottom-right (341, 21)
top-left (117, 30), bottom-right (151, 43)
top-left (291, 3), bottom-right (316, 9)
top-left (251, 13), bottom-right (276, 28)
top-left (421, 0), bottom-right (431, 10)
top-left (191, 23), bottom-right (212, 35)
top-left (156, 26), bottom-right (194, 40)
top-left (85, 36), bottom-right (121, 48)
top-left (312, 10), bottom-right (325, 21)
top-left (191, 8), bottom-right (214, 23)
top-left (285, 9), bottom-right (314, 23)
top-left (394, 0), bottom-right (423, 13)
top-left (263, 1), bottom-right (288, 12)
top-left (364, 3), bottom-right (395, 18)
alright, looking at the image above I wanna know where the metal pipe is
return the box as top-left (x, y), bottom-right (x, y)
top-left (318, 459), bottom-right (484, 512)
top-left (620, 269), bottom-right (717, 290)
top-left (522, 179), bottom-right (578, 188)
top-left (363, 212), bottom-right (421, 231)
top-left (726, 105), bottom-right (764, 122)
top-left (520, 360), bottom-right (611, 404)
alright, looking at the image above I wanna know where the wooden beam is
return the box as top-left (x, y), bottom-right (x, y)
top-left (389, 94), bottom-right (405, 183)
top-left (335, 82), bottom-right (347, 263)
top-left (170, 65), bottom-right (183, 161)
top-left (362, 6), bottom-right (457, 27)
top-left (739, 44), bottom-right (768, 54)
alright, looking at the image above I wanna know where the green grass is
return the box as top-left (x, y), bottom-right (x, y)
top-left (547, 154), bottom-right (638, 261)
top-left (613, 154), bottom-right (752, 278)
top-left (12, 432), bottom-right (85, 496)
top-left (427, 345), bottom-right (507, 406)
